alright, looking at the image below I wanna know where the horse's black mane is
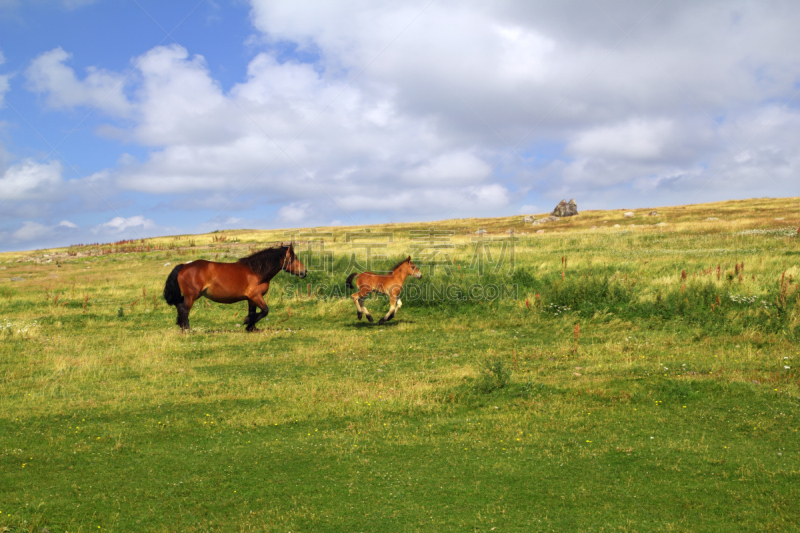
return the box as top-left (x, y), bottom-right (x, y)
top-left (389, 257), bottom-right (410, 273)
top-left (238, 245), bottom-right (291, 278)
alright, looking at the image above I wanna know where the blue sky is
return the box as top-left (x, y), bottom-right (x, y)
top-left (2, 0), bottom-right (800, 251)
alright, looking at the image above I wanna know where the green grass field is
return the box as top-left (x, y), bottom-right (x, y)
top-left (1, 198), bottom-right (799, 532)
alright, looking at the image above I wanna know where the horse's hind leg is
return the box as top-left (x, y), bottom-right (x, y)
top-left (177, 296), bottom-right (195, 331)
top-left (176, 303), bottom-right (188, 330)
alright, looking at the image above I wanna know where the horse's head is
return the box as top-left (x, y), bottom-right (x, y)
top-left (404, 256), bottom-right (422, 279)
top-left (283, 245), bottom-right (307, 278)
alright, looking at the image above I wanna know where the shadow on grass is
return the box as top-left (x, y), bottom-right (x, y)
top-left (348, 319), bottom-right (414, 329)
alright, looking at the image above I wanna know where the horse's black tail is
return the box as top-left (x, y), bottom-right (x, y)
top-left (345, 272), bottom-right (358, 289)
top-left (163, 264), bottom-right (185, 306)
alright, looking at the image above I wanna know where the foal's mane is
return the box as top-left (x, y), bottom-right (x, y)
top-left (238, 245), bottom-right (291, 278)
top-left (389, 256), bottom-right (410, 273)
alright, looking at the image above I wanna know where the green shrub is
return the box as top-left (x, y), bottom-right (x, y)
top-left (546, 275), bottom-right (634, 317)
top-left (475, 356), bottom-right (512, 393)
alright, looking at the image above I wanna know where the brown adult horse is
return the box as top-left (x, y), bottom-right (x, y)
top-left (345, 256), bottom-right (422, 325)
top-left (163, 244), bottom-right (306, 331)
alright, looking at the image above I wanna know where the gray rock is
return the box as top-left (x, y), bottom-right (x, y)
top-left (648, 211), bottom-right (659, 216)
top-left (623, 212), bottom-right (635, 218)
top-left (532, 215), bottom-right (560, 225)
top-left (522, 216), bottom-right (534, 223)
top-left (551, 198), bottom-right (578, 217)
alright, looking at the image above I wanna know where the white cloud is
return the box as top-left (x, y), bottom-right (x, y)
top-left (338, 183), bottom-right (510, 215)
top-left (12, 221), bottom-right (50, 241)
top-left (0, 50), bottom-right (9, 108)
top-left (10, 218), bottom-right (79, 243)
top-left (569, 119), bottom-right (675, 161)
top-left (25, 47), bottom-right (131, 116)
top-left (223, 216), bottom-right (243, 225)
top-left (0, 159), bottom-right (63, 201)
top-left (95, 215), bottom-right (155, 233)
top-left (87, 43), bottom-right (509, 217)
top-left (12, 0), bottom-right (800, 241)
top-left (402, 151), bottom-right (492, 185)
top-left (276, 202), bottom-right (310, 224)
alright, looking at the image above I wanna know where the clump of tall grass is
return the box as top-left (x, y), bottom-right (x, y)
top-left (546, 274), bottom-right (634, 317)
top-left (475, 356), bottom-right (512, 393)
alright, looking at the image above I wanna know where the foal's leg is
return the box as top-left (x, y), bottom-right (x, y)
top-left (358, 289), bottom-right (374, 323)
top-left (351, 293), bottom-right (364, 320)
top-left (361, 298), bottom-right (374, 323)
top-left (379, 296), bottom-right (398, 325)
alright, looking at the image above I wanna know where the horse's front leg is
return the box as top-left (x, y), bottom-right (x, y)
top-left (358, 294), bottom-right (373, 323)
top-left (351, 293), bottom-right (365, 320)
top-left (379, 296), bottom-right (398, 325)
top-left (243, 302), bottom-right (258, 328)
top-left (245, 292), bottom-right (269, 332)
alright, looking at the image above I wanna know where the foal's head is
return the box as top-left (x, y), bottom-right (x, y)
top-left (282, 245), bottom-right (307, 278)
top-left (397, 256), bottom-right (422, 279)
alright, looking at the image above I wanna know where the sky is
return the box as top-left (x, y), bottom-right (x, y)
top-left (1, 0), bottom-right (800, 252)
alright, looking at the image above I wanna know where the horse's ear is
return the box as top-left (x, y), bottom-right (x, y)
top-left (407, 256), bottom-right (411, 262)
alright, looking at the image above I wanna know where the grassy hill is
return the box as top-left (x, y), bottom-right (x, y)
top-left (1, 197), bottom-right (799, 532)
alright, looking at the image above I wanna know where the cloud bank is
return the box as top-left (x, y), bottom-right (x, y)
top-left (3, 0), bottom-right (800, 250)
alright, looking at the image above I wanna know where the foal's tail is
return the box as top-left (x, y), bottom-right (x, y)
top-left (163, 264), bottom-right (185, 306)
top-left (345, 272), bottom-right (358, 289)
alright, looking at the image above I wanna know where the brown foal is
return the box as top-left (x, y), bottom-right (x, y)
top-left (345, 256), bottom-right (422, 325)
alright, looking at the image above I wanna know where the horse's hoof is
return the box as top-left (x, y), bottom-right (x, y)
top-left (378, 318), bottom-right (385, 325)
top-left (367, 315), bottom-right (374, 323)
top-left (357, 312), bottom-right (363, 320)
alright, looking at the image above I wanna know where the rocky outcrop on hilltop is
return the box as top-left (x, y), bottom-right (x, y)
top-left (551, 199), bottom-right (578, 217)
